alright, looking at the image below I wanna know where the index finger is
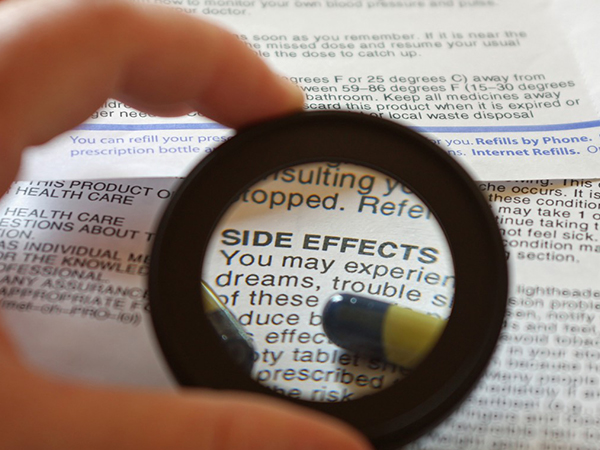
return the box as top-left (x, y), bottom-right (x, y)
top-left (0, 0), bottom-right (303, 189)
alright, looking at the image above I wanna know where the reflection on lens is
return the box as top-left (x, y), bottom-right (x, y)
top-left (202, 162), bottom-right (455, 402)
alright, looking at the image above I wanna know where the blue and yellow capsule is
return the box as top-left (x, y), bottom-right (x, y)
top-left (322, 293), bottom-right (447, 368)
top-left (202, 281), bottom-right (255, 373)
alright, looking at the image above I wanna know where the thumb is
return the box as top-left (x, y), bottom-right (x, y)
top-left (4, 374), bottom-right (373, 450)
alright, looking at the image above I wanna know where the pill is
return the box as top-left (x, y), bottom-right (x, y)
top-left (322, 293), bottom-right (447, 368)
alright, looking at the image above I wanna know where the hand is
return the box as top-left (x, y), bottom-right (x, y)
top-left (0, 1), bottom-right (372, 449)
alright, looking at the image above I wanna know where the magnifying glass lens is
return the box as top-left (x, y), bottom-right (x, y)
top-left (202, 162), bottom-right (455, 402)
top-left (150, 112), bottom-right (508, 446)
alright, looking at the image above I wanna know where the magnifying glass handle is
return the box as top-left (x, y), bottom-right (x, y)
top-left (322, 293), bottom-right (447, 369)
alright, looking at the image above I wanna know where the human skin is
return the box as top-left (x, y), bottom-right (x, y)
top-left (0, 1), bottom-right (373, 449)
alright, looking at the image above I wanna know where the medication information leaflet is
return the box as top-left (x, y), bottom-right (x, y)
top-left (2, 174), bottom-right (600, 448)
top-left (20, 0), bottom-right (600, 181)
top-left (5, 1), bottom-right (600, 450)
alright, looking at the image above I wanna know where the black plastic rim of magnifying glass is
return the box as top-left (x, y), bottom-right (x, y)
top-left (148, 110), bottom-right (508, 449)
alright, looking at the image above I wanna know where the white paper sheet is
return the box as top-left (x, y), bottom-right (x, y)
top-left (3, 175), bottom-right (600, 447)
top-left (0, 178), bottom-right (176, 387)
top-left (19, 0), bottom-right (600, 181)
top-left (4, 1), bottom-right (600, 449)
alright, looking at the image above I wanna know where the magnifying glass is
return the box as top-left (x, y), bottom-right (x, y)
top-left (148, 111), bottom-right (508, 449)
